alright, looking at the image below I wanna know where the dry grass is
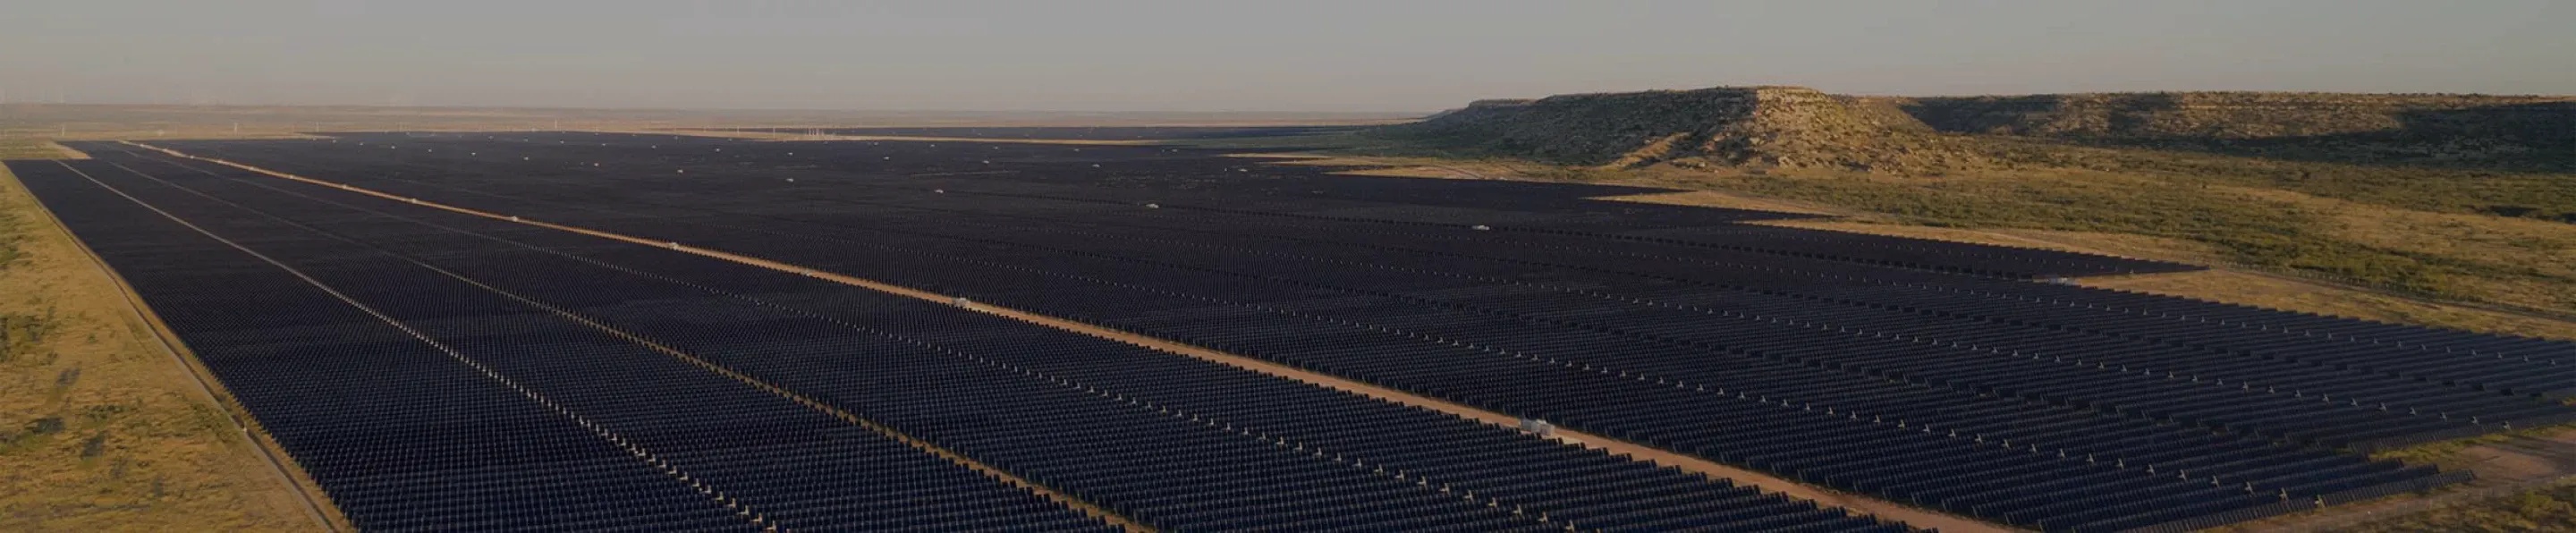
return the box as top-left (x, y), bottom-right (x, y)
top-left (1757, 219), bottom-right (2576, 340)
top-left (1759, 220), bottom-right (2228, 264)
top-left (1255, 154), bottom-right (1547, 182)
top-left (2370, 425), bottom-right (2576, 486)
top-left (1765, 224), bottom-right (2576, 339)
top-left (2218, 427), bottom-right (2576, 532)
top-left (1724, 216), bottom-right (2575, 340)
top-left (2084, 271), bottom-right (2576, 341)
top-left (2371, 435), bottom-right (2522, 472)
top-left (1592, 191), bottom-right (1856, 217)
top-left (0, 162), bottom-right (318, 531)
top-left (1622, 163), bottom-right (2576, 335)
top-left (0, 139), bottom-right (86, 161)
top-left (2325, 482), bottom-right (2576, 533)
top-left (2223, 185), bottom-right (2576, 313)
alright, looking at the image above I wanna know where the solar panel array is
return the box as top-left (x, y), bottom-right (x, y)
top-left (89, 132), bottom-right (2576, 531)
top-left (19, 143), bottom-right (1915, 531)
top-left (23, 131), bottom-right (2571, 530)
top-left (17, 157), bottom-right (1121, 531)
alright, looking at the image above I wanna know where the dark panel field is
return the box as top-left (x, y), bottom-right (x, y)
top-left (24, 131), bottom-right (2573, 531)
top-left (12, 158), bottom-right (1118, 531)
top-left (21, 141), bottom-right (1912, 531)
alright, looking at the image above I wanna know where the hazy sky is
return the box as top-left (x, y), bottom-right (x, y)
top-left (5, 0), bottom-right (2571, 112)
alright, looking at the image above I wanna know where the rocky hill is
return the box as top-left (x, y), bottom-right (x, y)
top-left (1372, 87), bottom-right (1986, 173)
top-left (1887, 92), bottom-right (2576, 170)
top-left (1377, 87), bottom-right (2576, 173)
top-left (1887, 92), bottom-right (2576, 140)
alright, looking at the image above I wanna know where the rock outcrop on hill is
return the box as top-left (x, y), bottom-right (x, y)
top-left (1888, 92), bottom-right (2576, 140)
top-left (1377, 87), bottom-right (2576, 173)
top-left (1886, 92), bottom-right (2576, 170)
top-left (1374, 87), bottom-right (1985, 173)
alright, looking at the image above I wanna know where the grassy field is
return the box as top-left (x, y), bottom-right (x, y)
top-left (2295, 431), bottom-right (2576, 533)
top-left (0, 139), bottom-right (81, 161)
top-left (1657, 164), bottom-right (2560, 303)
top-left (1621, 167), bottom-right (2576, 326)
top-left (0, 150), bottom-right (319, 531)
top-left (2326, 482), bottom-right (2576, 532)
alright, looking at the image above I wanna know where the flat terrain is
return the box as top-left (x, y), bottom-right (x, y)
top-left (16, 131), bottom-right (2572, 531)
top-left (0, 104), bottom-right (1406, 141)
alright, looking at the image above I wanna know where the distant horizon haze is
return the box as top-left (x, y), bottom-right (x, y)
top-left (5, 0), bottom-right (2571, 113)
